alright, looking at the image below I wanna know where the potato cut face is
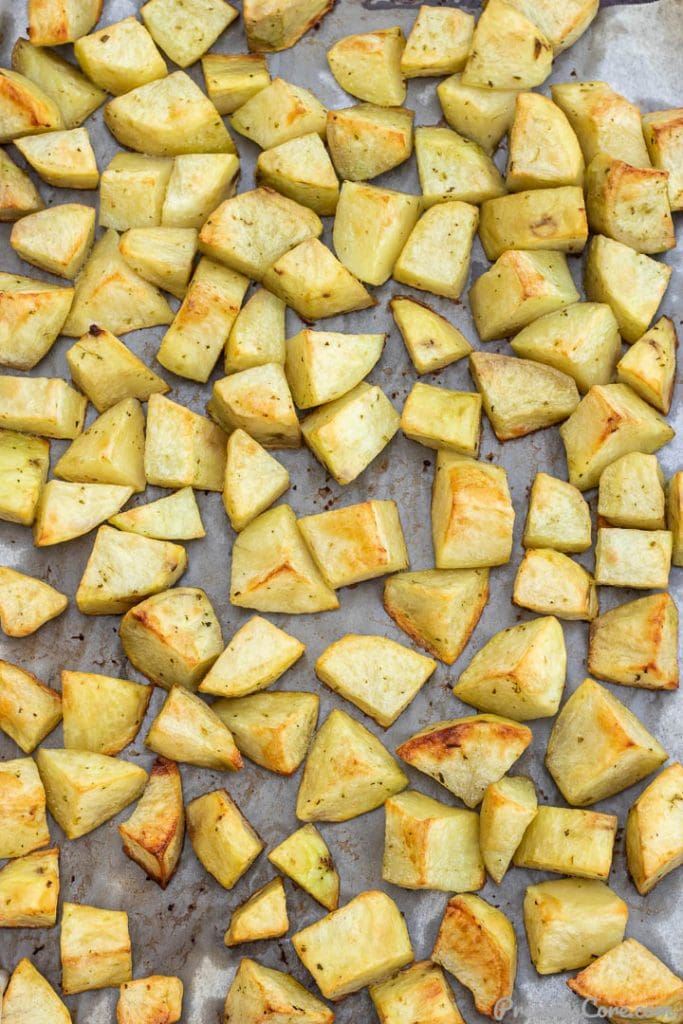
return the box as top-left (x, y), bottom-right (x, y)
top-left (391, 296), bottom-right (472, 375)
top-left (268, 823), bottom-right (339, 910)
top-left (257, 132), bottom-right (340, 216)
top-left (394, 200), bottom-right (479, 300)
top-left (162, 153), bottom-right (239, 230)
top-left (586, 154), bottom-right (675, 255)
top-left (415, 127), bottom-right (505, 207)
top-left (513, 805), bottom-right (617, 880)
top-left (546, 678), bottom-right (667, 806)
top-left (0, 847), bottom-right (59, 928)
top-left (223, 958), bottom-right (333, 1024)
top-left (327, 28), bottom-right (406, 107)
top-left (326, 103), bottom-right (414, 182)
top-left (10, 202), bottom-right (94, 280)
top-left (100, 154), bottom-right (173, 232)
top-left (523, 472), bottom-right (591, 552)
top-left (524, 878), bottom-right (628, 975)
top-left (28, 0), bottom-right (102, 45)
top-left (118, 756), bottom-right (184, 889)
top-left (432, 453), bottom-right (514, 569)
top-left (0, 270), bottom-right (73, 370)
top-left (507, 92), bottom-right (584, 190)
top-left (333, 182), bottom-right (421, 287)
top-left (202, 53), bottom-right (270, 114)
top-left (383, 790), bottom-right (484, 892)
top-left (223, 428), bottom-right (290, 532)
top-left (0, 429), bottom-right (49, 526)
top-left (145, 687), bottom-right (242, 771)
top-left (141, 0), bottom-right (237, 67)
top-left (292, 890), bottom-right (414, 1000)
top-left (0, 659), bottom-right (61, 753)
top-left (199, 614), bottom-right (304, 698)
top-left (0, 68), bottom-right (64, 143)
top-left (33, 481), bottom-right (133, 547)
top-left (61, 670), bottom-right (150, 756)
top-left (552, 81), bottom-right (651, 167)
top-left (60, 902), bottom-right (132, 995)
top-left (513, 549), bottom-right (597, 622)
top-left (224, 877), bottom-right (289, 946)
top-left (285, 329), bottom-right (384, 410)
top-left (296, 708), bottom-right (408, 822)
top-left (208, 364), bottom-right (301, 449)
top-left (74, 17), bottom-right (167, 95)
top-left (462, 0), bottom-right (552, 90)
top-left (263, 237), bottom-right (375, 321)
top-left (370, 961), bottom-right (466, 1024)
top-left (589, 593), bottom-right (678, 691)
top-left (671, 472), bottom-right (683, 568)
top-left (617, 315), bottom-right (677, 414)
top-left (0, 566), bottom-right (68, 638)
top-left (119, 227), bottom-right (197, 300)
top-left (598, 452), bottom-right (665, 529)
top-left (117, 976), bottom-right (183, 1024)
top-left (226, 288), bottom-right (286, 374)
top-left (3, 958), bottom-right (71, 1024)
top-left (643, 107), bottom-right (683, 210)
top-left (67, 326), bottom-right (168, 415)
top-left (244, 0), bottom-right (334, 52)
top-left (144, 393), bottom-right (228, 491)
top-left (56, 397), bottom-right (146, 492)
top-left (0, 375), bottom-right (86, 440)
top-left (231, 77), bottom-right (327, 150)
top-left (0, 757), bottom-right (50, 859)
top-left (214, 691), bottom-right (319, 776)
top-left (401, 6), bottom-right (474, 78)
top-left (479, 775), bottom-right (538, 884)
top-left (186, 788), bottom-right (262, 889)
top-left (479, 186), bottom-right (588, 261)
top-left (501, 0), bottom-right (598, 52)
top-left (626, 763), bottom-right (683, 896)
top-left (0, 148), bottom-right (43, 221)
top-left (396, 714), bottom-right (532, 808)
top-left (437, 74), bottom-right (518, 156)
top-left (585, 235), bottom-right (672, 345)
top-left (12, 37), bottom-right (105, 129)
top-left (454, 615), bottom-right (567, 720)
top-left (595, 527), bottom-right (672, 590)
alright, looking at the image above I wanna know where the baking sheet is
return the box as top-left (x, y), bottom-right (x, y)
top-left (0, 0), bottom-right (681, 1021)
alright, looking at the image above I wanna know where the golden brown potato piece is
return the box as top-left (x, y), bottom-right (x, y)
top-left (512, 549), bottom-right (597, 621)
top-left (432, 453), bottom-right (514, 569)
top-left (326, 103), bottom-right (414, 182)
top-left (61, 670), bottom-right (150, 756)
top-left (199, 614), bottom-right (304, 698)
top-left (61, 902), bottom-right (131, 995)
top-left (588, 593), bottom-right (678, 691)
top-left (523, 472), bottom-right (591, 552)
top-left (0, 660), bottom-right (61, 753)
top-left (244, 0), bottom-right (335, 52)
top-left (370, 961), bottom-right (465, 1024)
top-left (231, 78), bottom-right (327, 150)
top-left (118, 757), bottom-right (184, 889)
top-left (117, 976), bottom-right (183, 1024)
top-left (598, 451), bottom-right (665, 529)
top-left (267, 823), bottom-right (338, 909)
top-left (28, 0), bottom-right (102, 45)
top-left (552, 80), bottom-right (651, 167)
top-left (141, 0), bottom-right (238, 68)
top-left (187, 788), bottom-right (262, 889)
top-left (214, 692), bottom-right (319, 776)
top-left (478, 186), bottom-right (588, 261)
top-left (390, 296), bottom-right (471, 375)
top-left (585, 154), bottom-right (675, 255)
top-left (0, 847), bottom-right (59, 928)
top-left (144, 393), bottom-right (228, 491)
top-left (507, 92), bottom-right (584, 190)
top-left (0, 148), bottom-right (43, 221)
top-left (401, 6), bottom-right (473, 78)
top-left (145, 687), bottom-right (242, 771)
top-left (74, 17), bottom-right (167, 95)
top-left (479, 775), bottom-right (537, 884)
top-left (437, 73), bottom-right (518, 156)
top-left (327, 28), bottom-right (406, 107)
top-left (643, 107), bottom-right (683, 210)
top-left (462, 0), bottom-right (552, 90)
top-left (3, 958), bottom-right (72, 1023)
top-left (224, 959), bottom-right (333, 1024)
top-left (616, 316), bottom-right (677, 415)
top-left (513, 806), bottom-right (617, 880)
top-left (12, 37), bottom-right (105, 129)
top-left (67, 325), bottom-right (168, 414)
top-left (0, 273), bottom-right (73, 371)
top-left (0, 69), bottom-right (63, 143)
top-left (0, 429), bottom-right (49, 527)
top-left (0, 757), bottom-right (50, 859)
top-left (224, 877), bottom-right (288, 946)
top-left (626, 763), bottom-right (683, 896)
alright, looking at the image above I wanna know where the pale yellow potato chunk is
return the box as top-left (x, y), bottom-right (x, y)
top-left (432, 453), bottom-right (514, 569)
top-left (117, 976), bottom-right (183, 1024)
top-left (326, 102), bottom-right (414, 181)
top-left (214, 691), bottom-right (319, 776)
top-left (401, 6), bottom-right (474, 78)
top-left (3, 958), bottom-right (71, 1023)
top-left (0, 272), bottom-right (73, 371)
top-left (0, 429), bottom-right (49, 526)
top-left (415, 126), bottom-right (505, 206)
top-left (61, 670), bottom-right (150, 756)
top-left (462, 0), bottom-right (552, 90)
top-left (594, 527), bottom-right (672, 590)
top-left (585, 154), bottom-right (675, 255)
top-left (267, 823), bottom-right (338, 909)
top-left (437, 73), bottom-right (518, 155)
top-left (243, 0), bottom-right (334, 52)
top-left (199, 615), bottom-right (304, 698)
top-left (60, 902), bottom-right (131, 995)
top-left (523, 472), bottom-right (591, 552)
top-left (0, 567), bottom-right (67, 638)
top-left (479, 186), bottom-right (588, 261)
top-left (513, 549), bottom-right (597, 621)
top-left (0, 848), bottom-right (59, 928)
top-left (552, 80), bottom-right (651, 167)
top-left (0, 375), bottom-right (86, 439)
top-left (74, 17), bottom-right (167, 95)
top-left (643, 107), bottom-right (683, 210)
top-left (479, 775), bottom-right (537, 884)
top-left (67, 325), bottom-right (168, 414)
top-left (12, 37), bottom-right (105, 129)
top-left (208, 363), bottom-right (301, 449)
top-left (513, 806), bottom-right (617, 880)
top-left (202, 53), bottom-right (270, 114)
top-left (186, 788), bottom-right (262, 888)
top-left (390, 296), bottom-right (472, 375)
top-left (0, 69), bottom-right (64, 143)
top-left (507, 92), bottom-right (584, 190)
top-left (226, 288), bottom-right (286, 374)
top-left (230, 78), bottom-right (327, 149)
top-left (223, 428), bottom-right (290, 531)
top-left (401, 383), bottom-right (481, 457)
top-left (0, 757), bottom-right (50, 859)
top-left (0, 659), bottom-right (61, 753)
top-left (56, 398), bottom-right (146, 492)
top-left (598, 452), bottom-right (665, 529)
top-left (626, 763), bottom-right (683, 895)
top-left (28, 0), bottom-right (102, 45)
top-left (162, 153), bottom-right (239, 230)
top-left (0, 148), bottom-right (43, 220)
top-left (100, 154), bottom-right (173, 231)
top-left (588, 592), bottom-right (679, 691)
top-left (370, 962), bottom-right (466, 1024)
top-left (584, 234), bottom-right (672, 343)
top-left (144, 393), bottom-right (227, 491)
top-left (224, 877), bottom-right (288, 946)
top-left (327, 28), bottom-right (406, 107)
top-left (394, 200), bottom-right (479, 300)
top-left (617, 315), bottom-right (677, 414)
top-left (223, 959), bottom-right (333, 1024)
top-left (145, 687), bottom-right (241, 771)
top-left (333, 181), bottom-right (420, 286)
top-left (141, 0), bottom-right (238, 68)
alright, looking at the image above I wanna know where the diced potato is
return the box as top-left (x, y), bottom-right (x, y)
top-left (401, 6), bottom-right (474, 78)
top-left (267, 823), bottom-right (338, 909)
top-left (0, 848), bottom-right (59, 929)
top-left (10, 202), bottom-right (94, 280)
top-left (511, 301), bottom-right (621, 394)
top-left (299, 500), bottom-right (408, 590)
top-left (455, 616), bottom-right (566, 720)
top-left (145, 393), bottom-right (228, 491)
top-left (415, 127), bottom-right (505, 206)
top-left (479, 186), bottom-right (587, 261)
top-left (56, 398), bottom-right (145, 491)
top-left (499, 0), bottom-right (598, 52)
top-left (223, 959), bottom-right (333, 1024)
top-left (28, 0), bottom-right (102, 45)
top-left (469, 249), bottom-right (579, 341)
top-left (560, 383), bottom-right (674, 491)
top-left (370, 962), bottom-right (465, 1024)
top-left (327, 28), bottom-right (406, 107)
top-left (226, 288), bottom-right (285, 373)
top-left (230, 504), bottom-right (339, 614)
top-left (669, 472), bottom-right (683, 567)
top-left (598, 452), bottom-right (665, 529)
top-left (513, 549), bottom-right (597, 621)
top-left (263, 237), bottom-right (374, 320)
top-left (0, 430), bottom-right (49, 526)
top-left (643, 107), bottom-right (683, 210)
top-left (393, 201), bottom-right (479, 301)
top-left (74, 17), bottom-right (166, 95)
top-left (507, 92), bottom-right (584, 190)
top-left (617, 315), bottom-right (676, 414)
top-left (60, 902), bottom-right (131, 995)
top-left (316, 634), bottom-right (435, 728)
top-left (437, 73), bottom-right (518, 156)
top-left (301, 382), bottom-right (399, 484)
top-left (513, 805), bottom-right (618, 880)
top-left (626, 763), bottom-right (683, 895)
top-left (0, 148), bottom-right (43, 220)
top-left (401, 384), bottom-right (480, 458)
top-left (199, 614), bottom-right (304, 698)
top-left (118, 756), bottom-right (184, 889)
top-left (3, 958), bottom-right (71, 1023)
top-left (15, 127), bottom-right (97, 191)
top-left (333, 182), bottom-right (420, 287)
top-left (224, 877), bottom-right (288, 946)
top-left (0, 68), bottom-right (64, 143)
top-left (462, 0), bottom-right (552, 90)
top-left (145, 687), bottom-right (242, 770)
top-left (432, 453), bottom-right (514, 569)
top-left (208, 364), bottom-right (300, 448)
top-left (552, 81), bottom-right (651, 167)
top-left (257, 133), bottom-right (339, 216)
top-left (117, 976), bottom-right (183, 1024)
top-left (11, 37), bottom-right (105, 129)
top-left (0, 660), bottom-right (61, 753)
top-left (432, 894), bottom-right (516, 1019)
top-left (33, 481), bottom-right (132, 547)
top-left (231, 77), bottom-right (326, 150)
top-left (223, 428), bottom-right (289, 532)
top-left (390, 296), bottom-right (472, 375)
top-left (285, 329), bottom-right (384, 410)
top-left (186, 788), bottom-right (262, 888)
top-left (292, 891), bottom-right (414, 1000)
top-left (214, 691), bottom-right (319, 775)
top-left (63, 228), bottom-right (173, 338)
top-left (244, 0), bottom-right (334, 52)
top-left (384, 568), bottom-right (489, 665)
top-left (0, 375), bottom-right (86, 439)
top-left (118, 227), bottom-right (197, 300)
top-left (326, 103), bottom-right (414, 182)
top-left (114, 491), bottom-right (204, 542)
top-left (396, 715), bottom-right (532, 808)
top-left (567, 939), bottom-right (683, 1024)
top-left (66, 326), bottom-right (167, 414)
top-left (141, 0), bottom-right (237, 68)
top-left (0, 567), bottom-right (68, 638)
top-left (100, 154), bottom-right (173, 231)
top-left (589, 592), bottom-right (679, 691)
top-left (523, 472), bottom-right (591, 552)
top-left (480, 775), bottom-right (537, 884)
top-left (297, 708), bottom-right (408, 822)
top-left (202, 53), bottom-right (270, 115)
top-left (105, 72), bottom-right (235, 156)
top-left (162, 153), bottom-right (239, 230)
top-left (585, 154), bottom-right (675, 255)
top-left (524, 878), bottom-right (627, 975)
top-left (383, 790), bottom-right (484, 892)
top-left (0, 757), bottom-right (50, 859)
top-left (595, 527), bottom-right (672, 590)
top-left (61, 670), bottom-right (150, 756)
top-left (37, 748), bottom-right (147, 840)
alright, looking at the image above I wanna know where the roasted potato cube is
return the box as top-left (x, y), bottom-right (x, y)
top-left (223, 428), bottom-right (289, 531)
top-left (396, 715), bottom-right (532, 808)
top-left (462, 0), bottom-right (552, 90)
top-left (499, 0), bottom-right (598, 52)
top-left (552, 81), bottom-right (651, 167)
top-left (394, 201), bottom-right (479, 300)
top-left (225, 877), bottom-right (288, 946)
top-left (0, 430), bottom-right (49, 526)
top-left (28, 0), bottom-right (101, 45)
top-left (105, 71), bottom-right (235, 156)
top-left (3, 958), bottom-right (71, 1022)
top-left (513, 805), bottom-right (617, 879)
top-left (293, 890), bottom-right (413, 1000)
top-left (263, 237), bottom-right (374, 320)
top-left (230, 504), bottom-right (339, 614)
top-left (146, 687), bottom-right (242, 771)
top-left (285, 329), bottom-right (384, 410)
top-left (208, 364), bottom-right (300, 449)
top-left (111, 489), bottom-right (205, 542)
top-left (118, 227), bottom-right (197, 300)
top-left (118, 756), bottom-right (184, 889)
top-left (401, 6), bottom-right (473, 78)
top-left (226, 288), bottom-right (286, 373)
top-left (327, 27), bottom-right (406, 107)
top-left (588, 592), bottom-right (679, 691)
top-left (162, 153), bottom-right (239, 230)
top-left (0, 660), bottom-right (61, 753)
top-left (513, 549), bottom-right (597, 621)
top-left (432, 894), bottom-right (516, 1019)
top-left (384, 568), bottom-right (489, 665)
top-left (643, 107), bottom-right (683, 210)
top-left (141, 0), bottom-right (237, 68)
top-left (224, 959), bottom-right (333, 1024)
top-left (523, 472), bottom-right (591, 552)
top-left (390, 296), bottom-right (471, 375)
top-left (626, 763), bottom-right (683, 896)
top-left (297, 708), bottom-right (407, 822)
top-left (432, 453), bottom-right (514, 569)
top-left (10, 202), bottom-right (94, 280)
top-left (546, 677), bottom-right (667, 806)
top-left (202, 53), bottom-right (270, 114)
top-left (454, 615), bottom-right (566, 719)
top-left (479, 186), bottom-right (588, 261)
top-left (586, 154), bottom-right (675, 255)
top-left (0, 847), bottom-right (59, 928)
top-left (56, 398), bottom-right (145, 491)
top-left (437, 73), bottom-right (518, 156)
top-left (470, 249), bottom-right (579, 341)
top-left (370, 961), bottom-right (465, 1024)
top-left (33, 480), bottom-right (132, 547)
top-left (11, 37), bottom-right (105, 129)
top-left (669, 472), bottom-right (683, 567)
top-left (145, 393), bottom-right (227, 491)
top-left (560, 383), bottom-right (675, 491)
top-left (214, 691), bottom-right (319, 776)
top-left (61, 902), bottom-right (131, 995)
top-left (415, 127), bottom-right (504, 207)
top-left (598, 452), bottom-right (665, 529)
top-left (617, 315), bottom-right (676, 415)
top-left (0, 148), bottom-right (43, 221)
top-left (0, 567), bottom-right (67, 639)
top-left (61, 670), bottom-right (150, 756)
top-left (326, 102), bottom-right (414, 182)
top-left (199, 614), bottom-right (304, 698)
top-left (0, 375), bottom-right (85, 439)
top-left (333, 182), bottom-right (420, 287)
top-left (301, 383), bottom-right (399, 484)
top-left (117, 976), bottom-right (183, 1024)
top-left (595, 527), bottom-right (672, 589)
top-left (299, 500), bottom-right (408, 589)
top-left (67, 325), bottom-right (168, 414)
top-left (257, 133), bottom-right (339, 216)
top-left (480, 775), bottom-right (537, 884)
top-left (315, 634), bottom-right (435, 728)
top-left (586, 234), bottom-right (672, 343)
top-left (244, 0), bottom-right (333, 52)
top-left (267, 823), bottom-right (338, 909)
top-left (506, 92), bottom-right (584, 190)
top-left (0, 757), bottom-right (50, 859)
top-left (231, 77), bottom-right (326, 149)
top-left (74, 17), bottom-right (167, 95)
top-left (187, 788), bottom-right (262, 888)
top-left (524, 878), bottom-right (628, 975)
top-left (0, 271), bottom-right (73, 371)
top-left (383, 790), bottom-right (484, 892)
top-left (568, 938), bottom-right (683, 1024)
top-left (0, 68), bottom-right (63, 142)
top-left (100, 154), bottom-right (173, 231)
